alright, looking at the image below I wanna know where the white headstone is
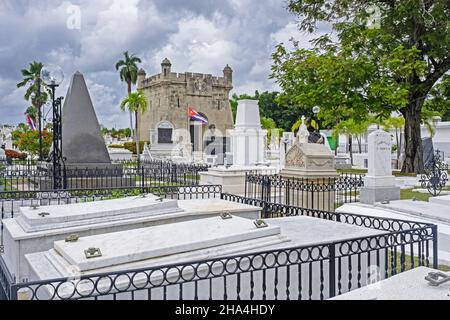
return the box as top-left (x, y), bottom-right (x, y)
top-left (360, 129), bottom-right (400, 204)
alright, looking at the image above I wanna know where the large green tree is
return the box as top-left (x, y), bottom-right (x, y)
top-left (272, 0), bottom-right (450, 173)
top-left (115, 51), bottom-right (142, 139)
top-left (120, 90), bottom-right (148, 163)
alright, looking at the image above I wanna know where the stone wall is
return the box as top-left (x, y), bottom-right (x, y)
top-left (137, 60), bottom-right (234, 144)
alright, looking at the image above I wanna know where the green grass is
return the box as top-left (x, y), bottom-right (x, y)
top-left (388, 251), bottom-right (450, 274)
top-left (337, 169), bottom-right (368, 175)
top-left (400, 186), bottom-right (450, 202)
top-left (338, 168), bottom-right (420, 177)
top-left (400, 189), bottom-right (433, 202)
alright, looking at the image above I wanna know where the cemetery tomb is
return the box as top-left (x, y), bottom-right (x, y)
top-left (2, 195), bottom-right (261, 282)
top-left (25, 215), bottom-right (387, 300)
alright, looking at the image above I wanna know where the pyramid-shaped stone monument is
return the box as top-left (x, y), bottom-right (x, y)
top-left (62, 71), bottom-right (111, 167)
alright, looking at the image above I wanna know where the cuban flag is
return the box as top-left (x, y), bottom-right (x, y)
top-left (188, 106), bottom-right (208, 124)
top-left (26, 115), bottom-right (37, 130)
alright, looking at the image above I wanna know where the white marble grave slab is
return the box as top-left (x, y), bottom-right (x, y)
top-left (331, 267), bottom-right (450, 300)
top-left (2, 196), bottom-right (262, 283)
top-left (16, 195), bottom-right (181, 232)
top-left (429, 194), bottom-right (450, 207)
top-left (53, 216), bottom-right (281, 271)
top-left (24, 216), bottom-right (387, 299)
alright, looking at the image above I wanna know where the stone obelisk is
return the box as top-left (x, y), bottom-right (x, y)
top-left (61, 71), bottom-right (112, 168)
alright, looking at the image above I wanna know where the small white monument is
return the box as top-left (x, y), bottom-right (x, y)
top-left (280, 132), bottom-right (295, 168)
top-left (229, 100), bottom-right (267, 166)
top-left (280, 117), bottom-right (338, 210)
top-left (200, 100), bottom-right (278, 194)
top-left (360, 129), bottom-right (400, 204)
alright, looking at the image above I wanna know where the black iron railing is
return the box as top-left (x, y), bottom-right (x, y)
top-left (0, 209), bottom-right (436, 300)
top-left (0, 159), bottom-right (209, 192)
top-left (0, 163), bottom-right (440, 300)
top-left (244, 173), bottom-right (364, 211)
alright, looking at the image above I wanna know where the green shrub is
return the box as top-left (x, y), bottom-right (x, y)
top-left (123, 141), bottom-right (148, 154)
top-left (109, 144), bottom-right (125, 149)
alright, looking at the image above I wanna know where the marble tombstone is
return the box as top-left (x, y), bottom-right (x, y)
top-left (360, 130), bottom-right (400, 204)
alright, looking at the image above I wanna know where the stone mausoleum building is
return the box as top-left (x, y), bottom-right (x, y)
top-left (137, 58), bottom-right (234, 160)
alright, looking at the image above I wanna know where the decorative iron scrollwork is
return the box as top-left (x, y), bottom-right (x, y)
top-left (420, 150), bottom-right (448, 196)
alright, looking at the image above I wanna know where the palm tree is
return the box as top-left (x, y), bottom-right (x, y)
top-left (120, 90), bottom-right (148, 163)
top-left (115, 51), bottom-right (142, 138)
top-left (17, 62), bottom-right (49, 114)
top-left (17, 61), bottom-right (48, 159)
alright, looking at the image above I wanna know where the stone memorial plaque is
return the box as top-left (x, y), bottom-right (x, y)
top-left (158, 128), bottom-right (173, 144)
top-left (54, 216), bottom-right (281, 271)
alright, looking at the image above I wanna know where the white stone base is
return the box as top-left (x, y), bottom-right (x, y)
top-left (363, 175), bottom-right (396, 187)
top-left (360, 186), bottom-right (400, 204)
top-left (199, 165), bottom-right (279, 195)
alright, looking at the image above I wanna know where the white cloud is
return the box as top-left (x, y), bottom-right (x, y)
top-left (0, 0), bottom-right (328, 127)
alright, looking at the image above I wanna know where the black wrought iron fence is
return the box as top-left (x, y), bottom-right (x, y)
top-left (244, 173), bottom-right (364, 211)
top-left (0, 211), bottom-right (436, 300)
top-left (0, 159), bottom-right (209, 192)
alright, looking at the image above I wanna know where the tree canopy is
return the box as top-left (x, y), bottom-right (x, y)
top-left (272, 0), bottom-right (450, 173)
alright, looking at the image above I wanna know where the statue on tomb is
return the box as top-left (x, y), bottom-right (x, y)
top-left (297, 116), bottom-right (310, 144)
top-left (307, 125), bottom-right (324, 144)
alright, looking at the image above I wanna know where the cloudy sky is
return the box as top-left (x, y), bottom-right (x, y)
top-left (0, 0), bottom-right (327, 128)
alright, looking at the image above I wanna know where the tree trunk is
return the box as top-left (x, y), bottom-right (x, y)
top-left (348, 134), bottom-right (353, 166)
top-left (135, 110), bottom-right (140, 165)
top-left (356, 135), bottom-right (362, 154)
top-left (401, 103), bottom-right (424, 173)
top-left (127, 81), bottom-right (134, 143)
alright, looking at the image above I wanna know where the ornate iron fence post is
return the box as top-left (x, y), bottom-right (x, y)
top-left (328, 243), bottom-right (336, 299)
top-left (420, 150), bottom-right (448, 196)
top-left (432, 224), bottom-right (439, 269)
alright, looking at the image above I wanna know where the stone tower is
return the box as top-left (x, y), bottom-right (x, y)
top-left (137, 59), bottom-right (234, 159)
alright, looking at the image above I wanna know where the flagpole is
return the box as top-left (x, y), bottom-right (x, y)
top-left (187, 105), bottom-right (191, 162)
